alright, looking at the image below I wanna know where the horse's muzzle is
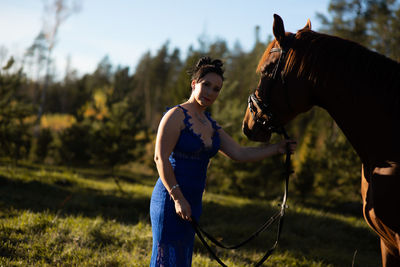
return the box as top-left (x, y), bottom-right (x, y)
top-left (242, 123), bottom-right (271, 142)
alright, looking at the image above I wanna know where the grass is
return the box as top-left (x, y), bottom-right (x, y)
top-left (0, 160), bottom-right (381, 266)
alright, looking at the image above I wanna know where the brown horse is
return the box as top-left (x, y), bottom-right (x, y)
top-left (242, 14), bottom-right (400, 267)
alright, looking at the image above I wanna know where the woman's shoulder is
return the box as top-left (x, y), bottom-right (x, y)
top-left (160, 105), bottom-right (186, 129)
top-left (164, 105), bottom-right (185, 118)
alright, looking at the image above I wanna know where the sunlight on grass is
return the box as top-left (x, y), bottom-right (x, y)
top-left (0, 209), bottom-right (152, 266)
top-left (203, 191), bottom-right (254, 206)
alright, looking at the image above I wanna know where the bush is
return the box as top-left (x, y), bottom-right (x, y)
top-left (59, 123), bottom-right (92, 164)
top-left (31, 128), bottom-right (53, 162)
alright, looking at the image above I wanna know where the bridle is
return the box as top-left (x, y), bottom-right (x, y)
top-left (248, 34), bottom-right (294, 136)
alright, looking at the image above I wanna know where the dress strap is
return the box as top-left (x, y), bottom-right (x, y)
top-left (176, 105), bottom-right (193, 129)
top-left (165, 105), bottom-right (193, 130)
top-left (205, 111), bottom-right (221, 130)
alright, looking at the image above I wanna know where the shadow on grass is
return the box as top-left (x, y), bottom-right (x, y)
top-left (195, 199), bottom-right (381, 267)
top-left (297, 199), bottom-right (364, 218)
top-left (0, 173), bottom-right (151, 225)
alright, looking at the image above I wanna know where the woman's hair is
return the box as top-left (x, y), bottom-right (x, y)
top-left (189, 56), bottom-right (224, 82)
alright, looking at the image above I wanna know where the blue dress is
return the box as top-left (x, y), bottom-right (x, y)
top-left (150, 105), bottom-right (221, 267)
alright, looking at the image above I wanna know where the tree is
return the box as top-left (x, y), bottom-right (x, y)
top-left (317, 0), bottom-right (400, 60)
top-left (169, 51), bottom-right (201, 106)
top-left (0, 58), bottom-right (33, 162)
top-left (33, 0), bottom-right (81, 133)
top-left (111, 66), bottom-right (134, 104)
top-left (90, 99), bottom-right (143, 169)
top-left (133, 42), bottom-right (183, 132)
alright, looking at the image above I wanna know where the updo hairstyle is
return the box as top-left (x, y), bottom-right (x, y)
top-left (189, 56), bottom-right (224, 82)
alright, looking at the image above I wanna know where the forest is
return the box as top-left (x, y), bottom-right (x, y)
top-left (2, 0), bottom-right (400, 209)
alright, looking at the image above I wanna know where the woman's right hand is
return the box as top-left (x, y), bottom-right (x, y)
top-left (277, 139), bottom-right (297, 155)
top-left (174, 197), bottom-right (192, 221)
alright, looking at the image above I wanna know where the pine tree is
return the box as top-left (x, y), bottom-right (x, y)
top-left (0, 58), bottom-right (33, 162)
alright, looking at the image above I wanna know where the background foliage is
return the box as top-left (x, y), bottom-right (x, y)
top-left (1, 0), bottom-right (400, 205)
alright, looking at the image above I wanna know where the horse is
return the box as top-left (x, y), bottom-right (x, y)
top-left (242, 14), bottom-right (400, 267)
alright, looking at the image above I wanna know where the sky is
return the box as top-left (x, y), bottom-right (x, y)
top-left (0, 0), bottom-right (331, 78)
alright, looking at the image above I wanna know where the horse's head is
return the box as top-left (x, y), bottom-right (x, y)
top-left (243, 14), bottom-right (314, 142)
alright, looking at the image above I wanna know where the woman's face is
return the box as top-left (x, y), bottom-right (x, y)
top-left (191, 72), bottom-right (223, 107)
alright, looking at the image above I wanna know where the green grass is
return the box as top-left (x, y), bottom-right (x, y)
top-left (0, 161), bottom-right (380, 266)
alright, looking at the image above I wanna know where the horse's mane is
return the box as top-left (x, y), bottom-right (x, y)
top-left (288, 30), bottom-right (400, 87)
top-left (259, 29), bottom-right (400, 116)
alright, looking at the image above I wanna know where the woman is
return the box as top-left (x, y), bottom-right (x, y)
top-left (150, 57), bottom-right (296, 266)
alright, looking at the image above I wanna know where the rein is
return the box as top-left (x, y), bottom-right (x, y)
top-left (190, 128), bottom-right (293, 266)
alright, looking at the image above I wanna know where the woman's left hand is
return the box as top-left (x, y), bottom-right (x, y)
top-left (277, 139), bottom-right (297, 155)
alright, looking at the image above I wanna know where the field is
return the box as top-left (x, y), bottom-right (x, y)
top-left (0, 161), bottom-right (381, 266)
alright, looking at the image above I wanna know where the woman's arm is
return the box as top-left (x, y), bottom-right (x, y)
top-left (154, 107), bottom-right (192, 221)
top-left (218, 128), bottom-right (296, 162)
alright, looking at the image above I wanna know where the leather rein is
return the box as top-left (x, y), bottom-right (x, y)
top-left (191, 132), bottom-right (292, 267)
top-left (190, 39), bottom-right (295, 266)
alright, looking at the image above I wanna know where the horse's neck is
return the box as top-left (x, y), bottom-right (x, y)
top-left (315, 72), bottom-right (400, 163)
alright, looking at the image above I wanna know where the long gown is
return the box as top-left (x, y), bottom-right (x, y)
top-left (150, 105), bottom-right (221, 267)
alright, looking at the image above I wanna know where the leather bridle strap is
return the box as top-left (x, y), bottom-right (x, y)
top-left (247, 42), bottom-right (294, 135)
top-left (191, 127), bottom-right (292, 266)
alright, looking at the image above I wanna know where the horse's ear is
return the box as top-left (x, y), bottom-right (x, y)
top-left (303, 19), bottom-right (312, 30)
top-left (273, 14), bottom-right (285, 44)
